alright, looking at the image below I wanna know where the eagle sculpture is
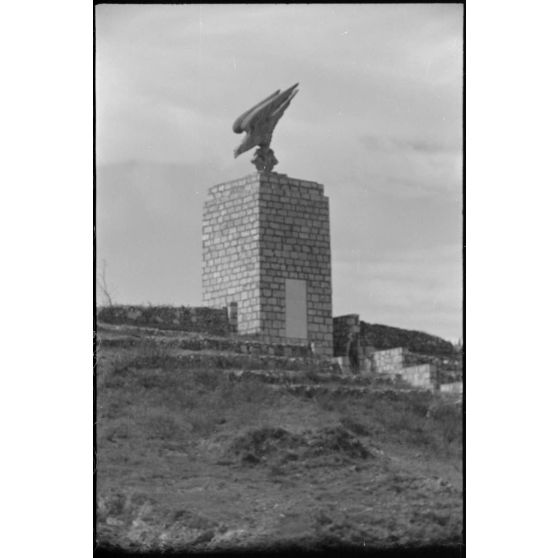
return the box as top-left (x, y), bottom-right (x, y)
top-left (232, 83), bottom-right (299, 172)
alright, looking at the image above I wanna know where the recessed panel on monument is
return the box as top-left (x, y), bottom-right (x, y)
top-left (202, 172), bottom-right (333, 356)
top-left (285, 278), bottom-right (308, 340)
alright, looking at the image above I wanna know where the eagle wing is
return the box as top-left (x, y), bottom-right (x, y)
top-left (232, 83), bottom-right (299, 137)
top-left (268, 87), bottom-right (298, 127)
top-left (232, 88), bottom-right (280, 134)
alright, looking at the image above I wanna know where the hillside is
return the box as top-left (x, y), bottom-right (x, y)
top-left (359, 322), bottom-right (457, 358)
top-left (96, 323), bottom-right (463, 554)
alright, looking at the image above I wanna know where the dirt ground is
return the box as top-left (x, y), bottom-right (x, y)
top-left (95, 328), bottom-right (463, 554)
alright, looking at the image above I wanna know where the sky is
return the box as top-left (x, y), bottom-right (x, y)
top-left (95, 3), bottom-right (463, 342)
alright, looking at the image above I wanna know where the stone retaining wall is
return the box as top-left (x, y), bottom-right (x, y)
top-left (440, 381), bottom-right (463, 394)
top-left (99, 333), bottom-right (312, 358)
top-left (125, 352), bottom-right (339, 374)
top-left (398, 364), bottom-right (435, 389)
top-left (96, 305), bottom-right (230, 336)
top-left (368, 347), bottom-right (405, 374)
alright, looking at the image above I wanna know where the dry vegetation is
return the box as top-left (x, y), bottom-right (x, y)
top-left (96, 327), bottom-right (463, 554)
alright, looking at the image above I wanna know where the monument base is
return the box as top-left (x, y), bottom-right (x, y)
top-left (202, 171), bottom-right (333, 357)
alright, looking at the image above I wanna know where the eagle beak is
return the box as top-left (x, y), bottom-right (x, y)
top-left (234, 144), bottom-right (247, 158)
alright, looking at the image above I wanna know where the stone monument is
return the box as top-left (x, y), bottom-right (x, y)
top-left (202, 84), bottom-right (333, 356)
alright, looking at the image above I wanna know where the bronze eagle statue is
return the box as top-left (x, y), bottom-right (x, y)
top-left (232, 83), bottom-right (299, 172)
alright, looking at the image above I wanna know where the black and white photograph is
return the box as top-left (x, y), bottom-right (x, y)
top-left (8, 2), bottom-right (558, 558)
top-left (94, 3), bottom-right (464, 554)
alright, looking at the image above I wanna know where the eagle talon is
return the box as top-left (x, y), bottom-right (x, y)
top-left (251, 147), bottom-right (278, 173)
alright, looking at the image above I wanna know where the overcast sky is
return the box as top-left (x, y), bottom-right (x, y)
top-left (96, 3), bottom-right (463, 342)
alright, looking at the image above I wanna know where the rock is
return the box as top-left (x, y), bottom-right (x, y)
top-left (192, 529), bottom-right (215, 545)
top-left (241, 452), bottom-right (260, 465)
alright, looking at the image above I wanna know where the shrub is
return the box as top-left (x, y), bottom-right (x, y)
top-left (167, 385), bottom-right (200, 411)
top-left (303, 368), bottom-right (321, 383)
top-left (268, 463), bottom-right (286, 479)
top-left (145, 413), bottom-right (183, 440)
top-left (97, 354), bottom-right (136, 389)
top-left (339, 416), bottom-right (370, 436)
top-left (315, 392), bottom-right (348, 414)
top-left (97, 491), bottom-right (153, 524)
top-left (102, 421), bottom-right (131, 442)
top-left (137, 370), bottom-right (171, 389)
top-left (193, 369), bottom-right (223, 391)
top-left (136, 340), bottom-right (172, 367)
top-left (236, 378), bottom-right (272, 404)
top-left (188, 410), bottom-right (220, 437)
top-left (427, 402), bottom-right (462, 453)
top-left (97, 492), bottom-right (127, 521)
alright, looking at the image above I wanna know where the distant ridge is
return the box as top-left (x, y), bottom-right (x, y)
top-left (359, 322), bottom-right (456, 357)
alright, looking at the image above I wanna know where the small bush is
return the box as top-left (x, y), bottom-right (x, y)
top-left (168, 386), bottom-right (200, 411)
top-left (136, 340), bottom-right (172, 367)
top-left (307, 427), bottom-right (370, 459)
top-left (97, 491), bottom-right (153, 524)
top-left (145, 413), bottom-right (183, 440)
top-left (228, 427), bottom-right (304, 462)
top-left (427, 402), bottom-right (462, 453)
top-left (193, 369), bottom-right (223, 391)
top-left (268, 463), bottom-right (286, 478)
top-left (188, 410), bottom-right (219, 437)
top-left (303, 369), bottom-right (321, 383)
top-left (315, 510), bottom-right (334, 527)
top-left (212, 377), bottom-right (274, 409)
top-left (97, 354), bottom-right (136, 389)
top-left (237, 378), bottom-right (272, 404)
top-left (339, 416), bottom-right (370, 436)
top-left (102, 421), bottom-right (131, 442)
top-left (102, 374), bottom-right (128, 390)
top-left (97, 492), bottom-right (127, 521)
top-left (315, 392), bottom-right (348, 413)
top-left (137, 370), bottom-right (171, 389)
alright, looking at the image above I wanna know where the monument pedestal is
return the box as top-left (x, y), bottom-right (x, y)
top-left (202, 172), bottom-right (333, 356)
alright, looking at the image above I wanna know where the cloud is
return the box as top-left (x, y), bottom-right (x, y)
top-left (360, 135), bottom-right (459, 154)
top-left (352, 132), bottom-right (462, 199)
top-left (333, 245), bottom-right (462, 340)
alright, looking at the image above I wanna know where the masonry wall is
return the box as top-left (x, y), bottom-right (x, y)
top-left (440, 381), bottom-right (463, 394)
top-left (399, 364), bottom-right (434, 389)
top-left (368, 347), bottom-right (405, 374)
top-left (202, 176), bottom-right (261, 334)
top-left (96, 305), bottom-right (230, 336)
top-left (202, 172), bottom-right (333, 356)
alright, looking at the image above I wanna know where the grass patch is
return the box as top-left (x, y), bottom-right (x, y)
top-left (97, 343), bottom-right (282, 451)
top-left (314, 389), bottom-right (461, 458)
top-left (97, 340), bottom-right (461, 463)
